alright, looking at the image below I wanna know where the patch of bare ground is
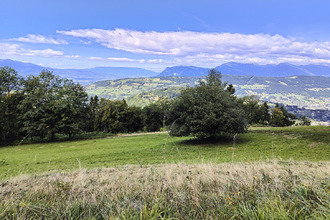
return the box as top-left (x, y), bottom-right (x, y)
top-left (117, 131), bottom-right (167, 137)
top-left (309, 142), bottom-right (323, 148)
top-left (106, 131), bottom-right (168, 138)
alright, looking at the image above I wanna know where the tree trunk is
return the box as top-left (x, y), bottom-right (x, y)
top-left (51, 133), bottom-right (55, 141)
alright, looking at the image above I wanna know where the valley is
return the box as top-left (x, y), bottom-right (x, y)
top-left (85, 75), bottom-right (330, 123)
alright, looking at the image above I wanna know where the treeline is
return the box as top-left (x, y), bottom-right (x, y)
top-left (0, 67), bottom-right (169, 145)
top-left (1, 67), bottom-right (89, 145)
top-left (0, 67), bottom-right (309, 145)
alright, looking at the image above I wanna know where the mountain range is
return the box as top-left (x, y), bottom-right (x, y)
top-left (0, 59), bottom-right (157, 85)
top-left (158, 62), bottom-right (330, 77)
top-left (1, 59), bottom-right (330, 85)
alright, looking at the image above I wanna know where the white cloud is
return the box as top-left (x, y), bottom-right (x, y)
top-left (80, 40), bottom-right (92, 45)
top-left (65, 55), bottom-right (80, 59)
top-left (57, 28), bottom-right (330, 61)
top-left (87, 56), bottom-right (166, 64)
top-left (0, 43), bottom-right (63, 57)
top-left (11, 34), bottom-right (68, 45)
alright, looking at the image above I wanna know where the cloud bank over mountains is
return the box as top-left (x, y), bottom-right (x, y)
top-left (0, 43), bottom-right (63, 57)
top-left (2, 28), bottom-right (330, 69)
top-left (58, 28), bottom-right (330, 66)
top-left (58, 28), bottom-right (330, 59)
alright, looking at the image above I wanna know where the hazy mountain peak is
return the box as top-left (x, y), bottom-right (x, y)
top-left (157, 66), bottom-right (209, 77)
top-left (0, 59), bottom-right (158, 84)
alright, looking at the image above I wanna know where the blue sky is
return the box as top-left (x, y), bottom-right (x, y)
top-left (1, 0), bottom-right (330, 71)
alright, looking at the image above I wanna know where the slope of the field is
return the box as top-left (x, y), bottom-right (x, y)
top-left (1, 127), bottom-right (329, 219)
top-left (1, 126), bottom-right (329, 180)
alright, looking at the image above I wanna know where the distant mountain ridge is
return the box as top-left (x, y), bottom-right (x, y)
top-left (1, 59), bottom-right (330, 85)
top-left (0, 59), bottom-right (157, 85)
top-left (157, 66), bottom-right (209, 77)
top-left (157, 62), bottom-right (330, 77)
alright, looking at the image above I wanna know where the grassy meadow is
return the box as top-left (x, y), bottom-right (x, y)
top-left (0, 126), bottom-right (329, 180)
top-left (0, 126), bottom-right (329, 219)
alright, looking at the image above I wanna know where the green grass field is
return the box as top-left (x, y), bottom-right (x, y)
top-left (1, 126), bottom-right (329, 180)
top-left (0, 126), bottom-right (329, 219)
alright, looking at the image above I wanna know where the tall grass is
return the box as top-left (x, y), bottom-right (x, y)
top-left (1, 160), bottom-right (329, 219)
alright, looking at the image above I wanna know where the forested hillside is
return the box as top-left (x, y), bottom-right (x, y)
top-left (86, 75), bottom-right (330, 110)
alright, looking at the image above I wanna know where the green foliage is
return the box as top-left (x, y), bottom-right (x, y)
top-left (87, 96), bottom-right (102, 132)
top-left (57, 80), bottom-right (89, 138)
top-left (238, 96), bottom-right (271, 125)
top-left (3, 68), bottom-right (90, 145)
top-left (0, 66), bottom-right (22, 96)
top-left (169, 69), bottom-right (247, 139)
top-left (142, 103), bottom-right (163, 131)
top-left (86, 75), bottom-right (330, 110)
top-left (298, 115), bottom-right (311, 126)
top-left (86, 76), bottom-right (199, 101)
top-left (127, 87), bottom-right (183, 107)
top-left (270, 104), bottom-right (296, 127)
top-left (99, 99), bottom-right (143, 134)
top-left (19, 70), bottom-right (89, 140)
top-left (142, 97), bottom-right (170, 132)
top-left (0, 67), bottom-right (23, 145)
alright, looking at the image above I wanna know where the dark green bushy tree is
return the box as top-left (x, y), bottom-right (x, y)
top-left (298, 115), bottom-right (311, 126)
top-left (142, 97), bottom-right (170, 132)
top-left (260, 101), bottom-right (271, 124)
top-left (19, 70), bottom-right (89, 140)
top-left (238, 96), bottom-right (271, 125)
top-left (19, 71), bottom-right (60, 140)
top-left (269, 104), bottom-right (296, 127)
top-left (56, 80), bottom-right (89, 138)
top-left (168, 69), bottom-right (247, 139)
top-left (100, 99), bottom-right (143, 134)
top-left (142, 103), bottom-right (163, 132)
top-left (88, 96), bottom-right (102, 132)
top-left (0, 67), bottom-right (23, 144)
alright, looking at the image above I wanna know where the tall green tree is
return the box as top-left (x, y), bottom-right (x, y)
top-left (142, 103), bottom-right (163, 132)
top-left (100, 99), bottom-right (143, 134)
top-left (56, 80), bottom-right (89, 138)
top-left (0, 67), bottom-right (23, 144)
top-left (20, 70), bottom-right (61, 140)
top-left (88, 96), bottom-right (102, 132)
top-left (142, 97), bottom-right (170, 132)
top-left (19, 70), bottom-right (89, 140)
top-left (168, 69), bottom-right (247, 139)
top-left (260, 101), bottom-right (271, 124)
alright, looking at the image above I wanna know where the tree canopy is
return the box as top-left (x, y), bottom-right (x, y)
top-left (0, 67), bottom-right (23, 144)
top-left (0, 66), bottom-right (303, 145)
top-left (19, 70), bottom-right (89, 140)
top-left (168, 69), bottom-right (247, 139)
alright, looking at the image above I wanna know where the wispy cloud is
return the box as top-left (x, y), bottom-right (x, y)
top-left (0, 43), bottom-right (63, 57)
top-left (11, 34), bottom-right (68, 45)
top-left (88, 56), bottom-right (166, 64)
top-left (172, 53), bottom-right (330, 67)
top-left (65, 55), bottom-right (80, 59)
top-left (57, 28), bottom-right (330, 61)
